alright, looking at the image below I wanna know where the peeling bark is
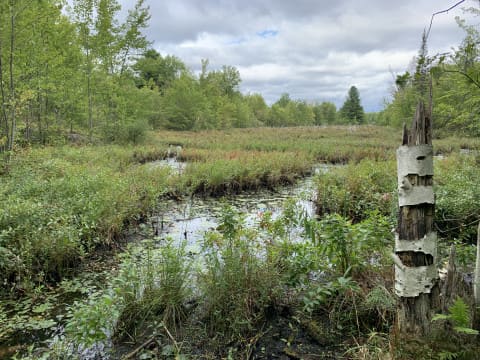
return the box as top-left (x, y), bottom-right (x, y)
top-left (395, 101), bottom-right (439, 335)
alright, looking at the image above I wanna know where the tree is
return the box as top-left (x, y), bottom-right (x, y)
top-left (384, 11), bottom-right (480, 135)
top-left (161, 73), bottom-right (211, 130)
top-left (117, 0), bottom-right (151, 74)
top-left (395, 101), bottom-right (439, 336)
top-left (133, 49), bottom-right (186, 93)
top-left (313, 102), bottom-right (337, 125)
top-left (340, 86), bottom-right (364, 124)
top-left (414, 31), bottom-right (430, 99)
top-left (200, 61), bottom-right (241, 98)
top-left (72, 0), bottom-right (96, 141)
top-left (244, 93), bottom-right (269, 125)
top-left (292, 100), bottom-right (315, 126)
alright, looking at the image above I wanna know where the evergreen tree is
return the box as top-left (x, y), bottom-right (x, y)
top-left (340, 86), bottom-right (365, 124)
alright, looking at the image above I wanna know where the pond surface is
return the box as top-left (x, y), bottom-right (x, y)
top-left (147, 164), bottom-right (329, 253)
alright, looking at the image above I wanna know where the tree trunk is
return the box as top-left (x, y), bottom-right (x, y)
top-left (475, 222), bottom-right (480, 306)
top-left (0, 34), bottom-right (10, 154)
top-left (8, 1), bottom-right (15, 152)
top-left (395, 101), bottom-right (439, 335)
top-left (87, 49), bottom-right (93, 142)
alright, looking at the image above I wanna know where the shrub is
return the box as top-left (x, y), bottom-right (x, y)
top-left (64, 239), bottom-right (192, 349)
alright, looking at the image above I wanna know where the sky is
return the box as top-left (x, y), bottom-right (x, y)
top-left (121, 0), bottom-right (478, 112)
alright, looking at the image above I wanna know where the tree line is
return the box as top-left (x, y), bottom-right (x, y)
top-left (0, 0), bottom-right (369, 152)
top-left (7, 0), bottom-right (479, 150)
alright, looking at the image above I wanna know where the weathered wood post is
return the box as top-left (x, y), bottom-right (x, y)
top-left (393, 101), bottom-right (439, 335)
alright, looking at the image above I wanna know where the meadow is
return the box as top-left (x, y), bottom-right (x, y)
top-left (1, 125), bottom-right (480, 359)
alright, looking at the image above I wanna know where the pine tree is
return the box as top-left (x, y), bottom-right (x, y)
top-left (340, 86), bottom-right (365, 124)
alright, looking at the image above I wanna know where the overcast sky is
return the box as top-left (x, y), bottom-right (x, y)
top-left (123, 0), bottom-right (478, 112)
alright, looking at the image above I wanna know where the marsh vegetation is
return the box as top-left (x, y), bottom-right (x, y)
top-left (1, 126), bottom-right (479, 359)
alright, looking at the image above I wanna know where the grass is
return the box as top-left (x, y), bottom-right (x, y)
top-left (1, 125), bottom-right (479, 358)
top-left (314, 154), bottom-right (480, 242)
top-left (47, 204), bottom-right (398, 359)
top-left (151, 126), bottom-right (402, 163)
top-left (1, 126), bottom-right (478, 292)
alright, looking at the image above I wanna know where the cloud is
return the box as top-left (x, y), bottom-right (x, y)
top-left (120, 0), bottom-right (475, 111)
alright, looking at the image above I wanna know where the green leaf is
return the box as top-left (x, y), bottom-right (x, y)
top-left (453, 326), bottom-right (479, 335)
top-left (32, 303), bottom-right (53, 314)
top-left (432, 314), bottom-right (449, 322)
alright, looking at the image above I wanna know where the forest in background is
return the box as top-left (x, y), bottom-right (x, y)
top-left (0, 0), bottom-right (479, 154)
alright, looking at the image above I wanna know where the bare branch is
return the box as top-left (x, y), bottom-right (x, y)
top-left (426, 0), bottom-right (467, 40)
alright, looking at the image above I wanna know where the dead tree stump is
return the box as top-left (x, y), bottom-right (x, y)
top-left (394, 101), bottom-right (440, 335)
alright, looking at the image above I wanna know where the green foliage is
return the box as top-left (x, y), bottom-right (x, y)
top-left (161, 73), bottom-right (211, 131)
top-left (64, 239), bottom-right (191, 348)
top-left (435, 154), bottom-right (480, 242)
top-left (384, 16), bottom-right (480, 136)
top-left (315, 159), bottom-right (397, 222)
top-left (199, 205), bottom-right (281, 341)
top-left (340, 86), bottom-right (365, 124)
top-left (0, 146), bottom-right (170, 291)
top-left (267, 94), bottom-right (315, 127)
top-left (303, 275), bottom-right (360, 315)
top-left (177, 149), bottom-right (312, 196)
top-left (0, 296), bottom-right (58, 345)
top-left (305, 212), bottom-right (393, 276)
top-left (312, 101), bottom-right (337, 125)
top-left (133, 49), bottom-right (187, 93)
top-left (315, 154), bottom-right (480, 244)
top-left (114, 239), bottom-right (192, 338)
top-left (432, 297), bottom-right (478, 335)
top-left (361, 285), bottom-right (396, 330)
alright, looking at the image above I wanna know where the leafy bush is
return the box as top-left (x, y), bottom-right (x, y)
top-left (303, 212), bottom-right (394, 276)
top-left (432, 297), bottom-right (478, 335)
top-left (64, 239), bottom-right (192, 349)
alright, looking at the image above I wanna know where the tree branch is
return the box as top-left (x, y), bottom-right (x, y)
top-left (426, 0), bottom-right (467, 40)
top-left (442, 68), bottom-right (480, 89)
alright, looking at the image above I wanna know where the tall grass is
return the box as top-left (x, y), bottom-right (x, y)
top-left (199, 206), bottom-right (281, 344)
top-left (315, 160), bottom-right (397, 222)
top-left (151, 126), bottom-right (480, 163)
top-left (176, 150), bottom-right (313, 195)
top-left (0, 146), bottom-right (171, 291)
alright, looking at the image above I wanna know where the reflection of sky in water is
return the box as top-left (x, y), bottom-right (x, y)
top-left (151, 168), bottom-right (324, 254)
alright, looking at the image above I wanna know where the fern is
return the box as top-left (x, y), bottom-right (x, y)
top-left (432, 297), bottom-right (479, 335)
top-left (449, 297), bottom-right (471, 328)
